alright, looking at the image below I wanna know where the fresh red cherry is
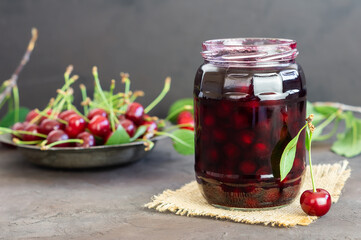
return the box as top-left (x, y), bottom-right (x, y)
top-left (300, 188), bottom-right (331, 216)
top-left (39, 119), bottom-right (63, 135)
top-left (75, 132), bottom-right (95, 148)
top-left (65, 114), bottom-right (87, 138)
top-left (143, 120), bottom-right (157, 138)
top-left (58, 110), bottom-right (77, 122)
top-left (23, 123), bottom-right (42, 141)
top-left (40, 109), bottom-right (53, 123)
top-left (88, 115), bottom-right (110, 137)
top-left (125, 102), bottom-right (144, 125)
top-left (177, 111), bottom-right (194, 131)
top-left (11, 122), bottom-right (27, 139)
top-left (46, 130), bottom-right (71, 147)
top-left (118, 114), bottom-right (126, 121)
top-left (25, 109), bottom-right (39, 123)
top-left (87, 108), bottom-right (108, 120)
top-left (118, 119), bottom-right (136, 137)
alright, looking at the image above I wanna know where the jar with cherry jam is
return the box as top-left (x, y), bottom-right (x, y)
top-left (194, 38), bottom-right (306, 210)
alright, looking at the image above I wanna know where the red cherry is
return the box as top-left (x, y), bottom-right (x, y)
top-left (39, 119), bottom-right (63, 135)
top-left (87, 108), bottom-right (108, 120)
top-left (40, 109), bottom-right (53, 123)
top-left (65, 114), bottom-right (87, 138)
top-left (46, 130), bottom-right (71, 147)
top-left (125, 102), bottom-right (144, 125)
top-left (58, 110), bottom-right (77, 122)
top-left (11, 122), bottom-right (27, 139)
top-left (23, 123), bottom-right (42, 141)
top-left (75, 132), bottom-right (95, 148)
top-left (118, 119), bottom-right (136, 137)
top-left (300, 188), bottom-right (331, 216)
top-left (143, 121), bottom-right (157, 138)
top-left (118, 114), bottom-right (126, 122)
top-left (177, 111), bottom-right (194, 131)
top-left (25, 110), bottom-right (39, 122)
top-left (88, 115), bottom-right (110, 137)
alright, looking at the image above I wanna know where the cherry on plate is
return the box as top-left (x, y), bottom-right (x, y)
top-left (65, 114), bottom-right (87, 138)
top-left (11, 122), bottom-right (27, 139)
top-left (47, 130), bottom-right (71, 147)
top-left (300, 188), bottom-right (331, 216)
top-left (23, 123), bottom-right (42, 141)
top-left (39, 119), bottom-right (63, 135)
top-left (118, 119), bottom-right (136, 138)
top-left (58, 110), bottom-right (77, 122)
top-left (125, 102), bottom-right (144, 125)
top-left (88, 115), bottom-right (110, 137)
top-left (75, 132), bottom-right (95, 148)
top-left (87, 108), bottom-right (108, 120)
top-left (143, 120), bottom-right (157, 138)
top-left (25, 109), bottom-right (39, 123)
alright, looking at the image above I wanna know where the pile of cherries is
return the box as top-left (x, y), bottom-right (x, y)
top-left (11, 102), bottom-right (158, 148)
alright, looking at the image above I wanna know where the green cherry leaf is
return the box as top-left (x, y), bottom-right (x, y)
top-left (167, 98), bottom-right (193, 123)
top-left (130, 125), bottom-right (147, 142)
top-left (0, 107), bottom-right (29, 128)
top-left (171, 129), bottom-right (194, 155)
top-left (313, 105), bottom-right (338, 116)
top-left (105, 125), bottom-right (130, 145)
top-left (331, 119), bottom-right (361, 157)
top-left (280, 124), bottom-right (306, 181)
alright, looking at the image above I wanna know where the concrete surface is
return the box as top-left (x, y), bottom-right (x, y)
top-left (0, 139), bottom-right (360, 240)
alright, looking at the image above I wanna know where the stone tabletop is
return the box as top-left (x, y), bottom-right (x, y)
top-left (0, 139), bottom-right (360, 240)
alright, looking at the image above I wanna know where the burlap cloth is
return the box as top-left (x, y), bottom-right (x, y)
top-left (145, 160), bottom-right (351, 227)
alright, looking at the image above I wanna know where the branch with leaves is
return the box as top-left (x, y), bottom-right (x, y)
top-left (307, 101), bottom-right (361, 157)
top-left (0, 28), bottom-right (38, 126)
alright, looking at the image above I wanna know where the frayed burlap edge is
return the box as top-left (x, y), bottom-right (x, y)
top-left (145, 160), bottom-right (351, 227)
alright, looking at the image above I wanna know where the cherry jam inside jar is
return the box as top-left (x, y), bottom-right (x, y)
top-left (194, 38), bottom-right (306, 210)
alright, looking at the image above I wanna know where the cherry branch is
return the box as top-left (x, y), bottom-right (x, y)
top-left (0, 28), bottom-right (38, 105)
top-left (313, 101), bottom-right (361, 114)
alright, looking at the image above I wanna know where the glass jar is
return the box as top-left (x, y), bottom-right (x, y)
top-left (194, 38), bottom-right (306, 210)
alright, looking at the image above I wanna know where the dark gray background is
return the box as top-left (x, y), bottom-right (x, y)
top-left (0, 0), bottom-right (361, 117)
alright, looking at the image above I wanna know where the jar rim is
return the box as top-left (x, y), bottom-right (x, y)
top-left (201, 38), bottom-right (298, 67)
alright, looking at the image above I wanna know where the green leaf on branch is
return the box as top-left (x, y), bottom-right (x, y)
top-left (105, 125), bottom-right (130, 145)
top-left (167, 98), bottom-right (193, 123)
top-left (171, 129), bottom-right (194, 155)
top-left (280, 124), bottom-right (306, 181)
top-left (331, 119), bottom-right (361, 158)
top-left (0, 107), bottom-right (29, 127)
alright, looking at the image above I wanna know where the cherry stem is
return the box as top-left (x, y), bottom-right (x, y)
top-left (163, 123), bottom-right (193, 132)
top-left (70, 105), bottom-right (89, 122)
top-left (307, 129), bottom-right (317, 192)
top-left (13, 138), bottom-right (43, 145)
top-left (155, 130), bottom-right (191, 148)
top-left (0, 127), bottom-right (47, 138)
top-left (144, 77), bottom-right (171, 114)
top-left (12, 85), bottom-right (20, 123)
top-left (92, 66), bottom-right (117, 131)
top-left (313, 101), bottom-right (361, 114)
top-left (79, 84), bottom-right (89, 116)
top-left (41, 139), bottom-right (83, 150)
top-left (165, 105), bottom-right (193, 120)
